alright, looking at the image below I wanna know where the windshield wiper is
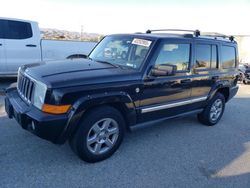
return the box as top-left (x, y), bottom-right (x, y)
top-left (95, 60), bottom-right (119, 68)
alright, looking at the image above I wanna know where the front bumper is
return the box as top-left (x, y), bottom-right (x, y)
top-left (5, 88), bottom-right (68, 144)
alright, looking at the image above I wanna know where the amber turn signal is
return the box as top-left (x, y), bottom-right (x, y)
top-left (42, 104), bottom-right (71, 114)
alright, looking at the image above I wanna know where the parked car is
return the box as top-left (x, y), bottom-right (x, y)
top-left (238, 63), bottom-right (250, 84)
top-left (5, 29), bottom-right (239, 162)
top-left (0, 17), bottom-right (97, 76)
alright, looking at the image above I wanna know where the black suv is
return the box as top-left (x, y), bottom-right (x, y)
top-left (5, 29), bottom-right (239, 162)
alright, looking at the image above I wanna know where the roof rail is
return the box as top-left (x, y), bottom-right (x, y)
top-left (200, 32), bottom-right (235, 41)
top-left (146, 29), bottom-right (201, 37)
top-left (145, 29), bottom-right (235, 42)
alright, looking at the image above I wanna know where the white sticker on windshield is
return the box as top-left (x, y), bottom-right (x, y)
top-left (132, 38), bottom-right (152, 47)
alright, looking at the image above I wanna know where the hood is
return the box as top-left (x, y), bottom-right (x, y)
top-left (22, 59), bottom-right (140, 88)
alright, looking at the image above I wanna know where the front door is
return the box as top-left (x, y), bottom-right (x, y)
top-left (139, 41), bottom-right (193, 122)
top-left (4, 20), bottom-right (40, 74)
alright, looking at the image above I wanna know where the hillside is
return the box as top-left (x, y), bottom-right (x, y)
top-left (41, 28), bottom-right (103, 42)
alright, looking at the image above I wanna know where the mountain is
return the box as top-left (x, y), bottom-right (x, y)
top-left (40, 28), bottom-right (103, 42)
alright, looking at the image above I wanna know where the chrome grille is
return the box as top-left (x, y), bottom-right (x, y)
top-left (17, 72), bottom-right (34, 103)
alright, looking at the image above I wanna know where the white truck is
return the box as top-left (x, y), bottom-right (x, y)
top-left (0, 17), bottom-right (97, 76)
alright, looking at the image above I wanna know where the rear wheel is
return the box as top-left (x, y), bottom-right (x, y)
top-left (69, 106), bottom-right (125, 163)
top-left (197, 93), bottom-right (225, 126)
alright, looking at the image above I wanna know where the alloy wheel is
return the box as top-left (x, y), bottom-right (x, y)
top-left (86, 118), bottom-right (119, 155)
top-left (210, 99), bottom-right (223, 122)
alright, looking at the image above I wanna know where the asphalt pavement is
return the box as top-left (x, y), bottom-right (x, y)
top-left (0, 78), bottom-right (16, 95)
top-left (0, 83), bottom-right (250, 188)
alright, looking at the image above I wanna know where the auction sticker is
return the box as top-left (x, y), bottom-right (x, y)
top-left (132, 38), bottom-right (152, 47)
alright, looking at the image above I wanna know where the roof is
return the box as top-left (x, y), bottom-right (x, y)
top-left (0, 17), bottom-right (37, 24)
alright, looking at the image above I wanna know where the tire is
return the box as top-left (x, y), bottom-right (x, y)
top-left (197, 92), bottom-right (225, 126)
top-left (243, 80), bottom-right (248, 84)
top-left (69, 106), bottom-right (125, 163)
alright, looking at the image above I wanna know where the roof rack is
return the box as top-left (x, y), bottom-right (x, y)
top-left (146, 29), bottom-right (201, 37)
top-left (145, 29), bottom-right (235, 42)
top-left (200, 32), bottom-right (235, 41)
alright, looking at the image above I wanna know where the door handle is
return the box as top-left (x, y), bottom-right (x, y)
top-left (180, 79), bottom-right (191, 84)
top-left (26, 44), bottom-right (37, 47)
top-left (0, 43), bottom-right (2, 46)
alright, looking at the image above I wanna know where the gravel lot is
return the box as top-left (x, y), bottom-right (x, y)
top-left (0, 82), bottom-right (250, 188)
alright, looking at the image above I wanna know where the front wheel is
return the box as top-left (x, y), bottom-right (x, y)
top-left (197, 93), bottom-right (225, 126)
top-left (69, 106), bottom-right (125, 163)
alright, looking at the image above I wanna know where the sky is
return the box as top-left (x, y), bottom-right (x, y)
top-left (1, 0), bottom-right (250, 35)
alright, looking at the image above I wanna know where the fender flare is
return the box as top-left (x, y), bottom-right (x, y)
top-left (207, 81), bottom-right (230, 102)
top-left (56, 91), bottom-right (137, 144)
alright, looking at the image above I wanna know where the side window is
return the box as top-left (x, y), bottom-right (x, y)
top-left (0, 20), bottom-right (5, 38)
top-left (195, 44), bottom-right (218, 69)
top-left (195, 44), bottom-right (210, 69)
top-left (5, 20), bottom-right (32, 39)
top-left (154, 43), bottom-right (190, 71)
top-left (221, 46), bottom-right (236, 69)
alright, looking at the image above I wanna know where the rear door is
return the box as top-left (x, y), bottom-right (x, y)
top-left (190, 42), bottom-right (219, 109)
top-left (5, 20), bottom-right (41, 74)
top-left (0, 20), bottom-right (6, 74)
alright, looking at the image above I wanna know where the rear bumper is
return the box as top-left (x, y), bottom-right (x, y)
top-left (228, 85), bottom-right (239, 101)
top-left (5, 88), bottom-right (68, 144)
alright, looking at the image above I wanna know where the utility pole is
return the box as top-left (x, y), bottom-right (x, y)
top-left (81, 25), bottom-right (84, 41)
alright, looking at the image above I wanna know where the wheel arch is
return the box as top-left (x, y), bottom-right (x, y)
top-left (56, 92), bottom-right (137, 144)
top-left (216, 87), bottom-right (230, 102)
top-left (208, 84), bottom-right (230, 102)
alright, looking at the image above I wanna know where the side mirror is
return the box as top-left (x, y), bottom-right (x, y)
top-left (151, 64), bottom-right (177, 77)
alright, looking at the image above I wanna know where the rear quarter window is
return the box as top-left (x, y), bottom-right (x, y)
top-left (221, 45), bottom-right (236, 69)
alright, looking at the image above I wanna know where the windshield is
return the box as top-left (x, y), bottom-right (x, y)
top-left (89, 36), bottom-right (152, 69)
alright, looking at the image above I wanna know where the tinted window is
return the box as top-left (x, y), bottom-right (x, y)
top-left (154, 43), bottom-right (190, 71)
top-left (195, 44), bottom-right (210, 69)
top-left (5, 20), bottom-right (32, 39)
top-left (195, 44), bottom-right (218, 69)
top-left (221, 46), bottom-right (236, 69)
top-left (0, 20), bottom-right (5, 38)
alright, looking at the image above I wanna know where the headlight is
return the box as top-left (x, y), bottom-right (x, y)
top-left (32, 80), bottom-right (47, 110)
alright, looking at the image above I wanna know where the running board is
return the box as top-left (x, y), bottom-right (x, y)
top-left (130, 109), bottom-right (203, 131)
